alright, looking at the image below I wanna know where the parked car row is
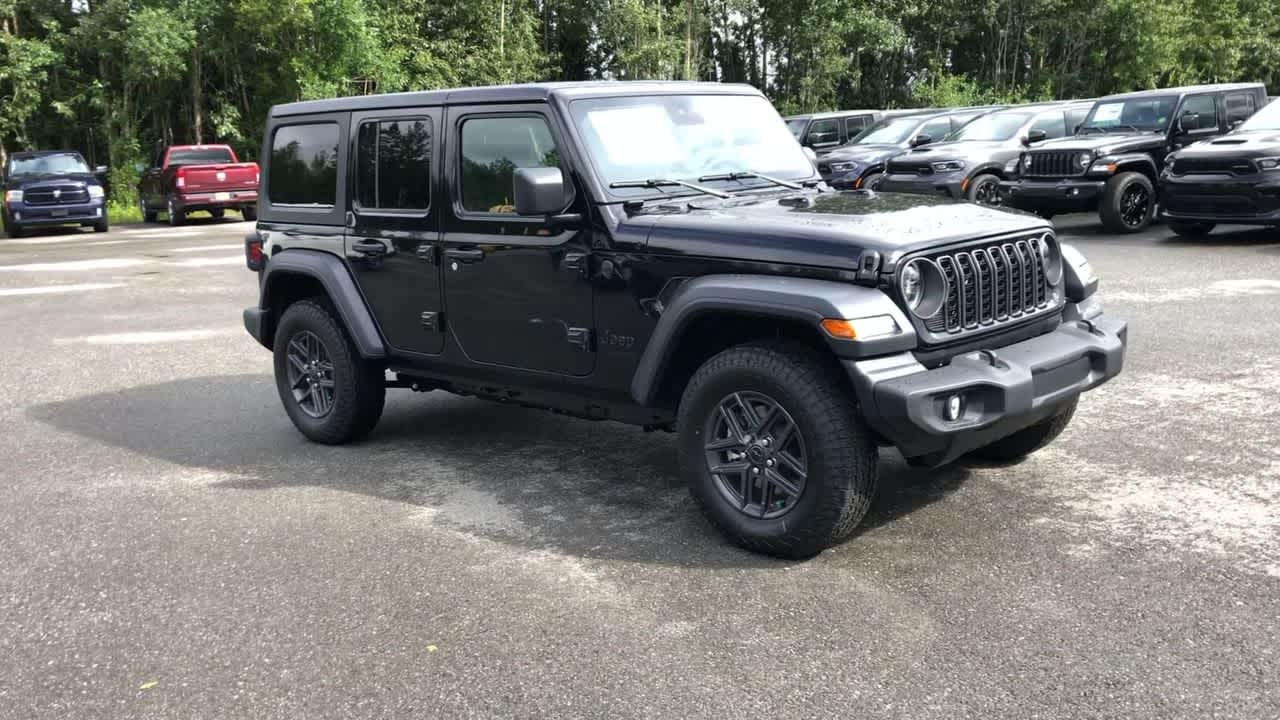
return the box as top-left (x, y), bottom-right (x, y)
top-left (796, 82), bottom-right (1275, 234)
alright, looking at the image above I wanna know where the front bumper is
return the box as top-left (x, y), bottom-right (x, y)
top-left (878, 173), bottom-right (965, 198)
top-left (999, 178), bottom-right (1106, 212)
top-left (1159, 175), bottom-right (1280, 225)
top-left (175, 189), bottom-right (258, 212)
top-left (6, 199), bottom-right (105, 226)
top-left (846, 312), bottom-right (1127, 466)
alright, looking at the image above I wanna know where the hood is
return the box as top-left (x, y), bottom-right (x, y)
top-left (628, 190), bottom-right (1049, 271)
top-left (1174, 129), bottom-right (1280, 158)
top-left (820, 143), bottom-right (906, 165)
top-left (6, 172), bottom-right (100, 189)
top-left (888, 140), bottom-right (1015, 167)
top-left (1030, 132), bottom-right (1166, 156)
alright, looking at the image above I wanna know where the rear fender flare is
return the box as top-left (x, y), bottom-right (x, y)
top-left (259, 249), bottom-right (386, 359)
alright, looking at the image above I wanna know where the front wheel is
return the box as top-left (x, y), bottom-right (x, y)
top-left (968, 399), bottom-right (1077, 462)
top-left (967, 173), bottom-right (1002, 206)
top-left (273, 300), bottom-right (386, 444)
top-left (1100, 171), bottom-right (1155, 233)
top-left (94, 218), bottom-right (109, 233)
top-left (1167, 221), bottom-right (1215, 238)
top-left (3, 215), bottom-right (23, 239)
top-left (860, 171), bottom-right (883, 191)
top-left (677, 341), bottom-right (878, 559)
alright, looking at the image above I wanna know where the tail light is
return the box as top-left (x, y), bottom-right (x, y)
top-left (175, 167), bottom-right (187, 189)
top-left (245, 230), bottom-right (265, 271)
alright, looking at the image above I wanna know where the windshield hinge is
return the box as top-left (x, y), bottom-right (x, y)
top-left (855, 250), bottom-right (881, 285)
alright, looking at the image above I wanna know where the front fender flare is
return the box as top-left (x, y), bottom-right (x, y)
top-left (258, 249), bottom-right (386, 359)
top-left (1105, 154), bottom-right (1159, 178)
top-left (629, 274), bottom-right (915, 406)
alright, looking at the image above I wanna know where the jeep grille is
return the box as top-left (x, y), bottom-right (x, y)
top-left (922, 237), bottom-right (1054, 336)
top-left (1024, 151), bottom-right (1085, 178)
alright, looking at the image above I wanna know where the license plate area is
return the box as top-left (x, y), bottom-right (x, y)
top-left (213, 192), bottom-right (230, 201)
top-left (50, 208), bottom-right (68, 217)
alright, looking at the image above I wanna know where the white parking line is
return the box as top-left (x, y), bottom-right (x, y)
top-left (0, 283), bottom-right (125, 297)
top-left (170, 244), bottom-right (243, 253)
top-left (3, 234), bottom-right (107, 246)
top-left (0, 258), bottom-right (148, 272)
top-left (54, 327), bottom-right (243, 345)
top-left (171, 255), bottom-right (246, 267)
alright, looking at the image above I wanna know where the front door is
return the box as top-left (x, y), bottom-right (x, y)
top-left (440, 105), bottom-right (595, 376)
top-left (344, 108), bottom-right (445, 356)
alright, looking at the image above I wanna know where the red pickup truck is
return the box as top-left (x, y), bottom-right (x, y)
top-left (138, 144), bottom-right (259, 225)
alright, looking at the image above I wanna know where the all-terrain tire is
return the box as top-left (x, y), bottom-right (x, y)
top-left (677, 341), bottom-right (878, 559)
top-left (273, 300), bottom-right (386, 444)
top-left (1099, 171), bottom-right (1155, 233)
top-left (1167, 221), bottom-right (1215, 238)
top-left (968, 399), bottom-right (1078, 462)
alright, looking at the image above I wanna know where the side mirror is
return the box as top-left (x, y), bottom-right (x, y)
top-left (94, 165), bottom-right (108, 175)
top-left (1023, 129), bottom-right (1047, 146)
top-left (910, 134), bottom-right (933, 148)
top-left (1178, 112), bottom-right (1201, 133)
top-left (514, 166), bottom-right (567, 216)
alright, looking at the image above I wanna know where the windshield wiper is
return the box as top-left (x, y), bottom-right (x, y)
top-left (1107, 124), bottom-right (1144, 133)
top-left (697, 170), bottom-right (803, 190)
top-left (609, 178), bottom-right (731, 199)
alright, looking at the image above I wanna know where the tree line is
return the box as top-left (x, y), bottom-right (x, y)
top-left (2, 0), bottom-right (1277, 207)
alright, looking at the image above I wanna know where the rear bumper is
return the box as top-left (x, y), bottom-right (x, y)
top-left (1159, 176), bottom-right (1280, 225)
top-left (244, 306), bottom-right (271, 349)
top-left (175, 189), bottom-right (258, 212)
top-left (878, 173), bottom-right (965, 198)
top-left (6, 199), bottom-right (104, 225)
top-left (999, 178), bottom-right (1106, 212)
top-left (846, 312), bottom-right (1127, 466)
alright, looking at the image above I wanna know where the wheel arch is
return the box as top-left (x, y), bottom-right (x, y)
top-left (630, 274), bottom-right (915, 408)
top-left (257, 249), bottom-right (386, 359)
top-left (1109, 155), bottom-right (1160, 185)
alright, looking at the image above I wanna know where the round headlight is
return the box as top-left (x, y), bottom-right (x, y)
top-left (899, 259), bottom-right (947, 319)
top-left (1076, 152), bottom-right (1092, 170)
top-left (1037, 232), bottom-right (1063, 285)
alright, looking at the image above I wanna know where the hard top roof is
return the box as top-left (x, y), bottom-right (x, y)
top-left (1099, 83), bottom-right (1264, 101)
top-left (272, 81), bottom-right (764, 117)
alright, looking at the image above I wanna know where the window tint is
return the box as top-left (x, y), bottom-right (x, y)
top-left (356, 119), bottom-right (432, 211)
top-left (269, 123), bottom-right (339, 206)
top-left (806, 118), bottom-right (839, 145)
top-left (920, 118), bottom-right (951, 142)
top-left (1065, 107), bottom-right (1090, 133)
top-left (843, 116), bottom-right (870, 138)
top-left (460, 116), bottom-right (561, 214)
top-left (1181, 95), bottom-right (1217, 132)
top-left (1029, 110), bottom-right (1067, 139)
top-left (168, 147), bottom-right (235, 166)
top-left (1225, 93), bottom-right (1258, 124)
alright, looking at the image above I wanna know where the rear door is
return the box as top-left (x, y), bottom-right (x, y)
top-left (344, 108), bottom-right (445, 356)
top-left (439, 104), bottom-right (595, 376)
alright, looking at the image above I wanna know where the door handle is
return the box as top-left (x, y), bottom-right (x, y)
top-left (349, 239), bottom-right (388, 258)
top-left (444, 248), bottom-right (485, 263)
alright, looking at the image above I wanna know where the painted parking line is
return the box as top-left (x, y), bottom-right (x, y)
top-left (170, 244), bottom-right (244, 253)
top-left (0, 258), bottom-right (148, 272)
top-left (54, 327), bottom-right (244, 345)
top-left (0, 283), bottom-right (126, 297)
top-left (3, 234), bottom-right (110, 246)
top-left (170, 255), bottom-right (246, 267)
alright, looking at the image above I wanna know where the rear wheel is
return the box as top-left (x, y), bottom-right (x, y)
top-left (968, 399), bottom-right (1077, 462)
top-left (242, 205), bottom-right (257, 222)
top-left (140, 197), bottom-right (157, 223)
top-left (273, 300), bottom-right (385, 444)
top-left (967, 173), bottom-right (1002, 206)
top-left (678, 341), bottom-right (877, 559)
top-left (1100, 171), bottom-right (1155, 233)
top-left (1168, 221), bottom-right (1215, 238)
top-left (167, 196), bottom-right (185, 227)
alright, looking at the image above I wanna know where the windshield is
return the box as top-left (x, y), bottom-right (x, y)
top-left (786, 118), bottom-right (807, 139)
top-left (8, 153), bottom-right (90, 176)
top-left (1240, 99), bottom-right (1280, 131)
top-left (571, 94), bottom-right (814, 193)
top-left (1080, 96), bottom-right (1176, 132)
top-left (168, 147), bottom-right (235, 166)
top-left (850, 116), bottom-right (924, 145)
top-left (950, 111), bottom-right (1033, 141)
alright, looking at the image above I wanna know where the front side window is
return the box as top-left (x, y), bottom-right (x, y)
top-left (168, 147), bottom-right (235, 166)
top-left (1080, 96), bottom-right (1176, 132)
top-left (1179, 95), bottom-right (1218, 132)
top-left (951, 111), bottom-right (1035, 141)
top-left (806, 118), bottom-right (839, 145)
top-left (356, 119), bottom-right (432, 211)
top-left (9, 153), bottom-right (90, 176)
top-left (569, 94), bottom-right (814, 194)
top-left (269, 123), bottom-right (339, 206)
top-left (1028, 110), bottom-right (1068, 139)
top-left (919, 118), bottom-right (952, 142)
top-left (460, 116), bottom-right (560, 214)
top-left (851, 116), bottom-right (923, 145)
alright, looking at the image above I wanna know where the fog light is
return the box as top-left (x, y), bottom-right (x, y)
top-left (96, 208), bottom-right (103, 217)
top-left (943, 394), bottom-right (965, 422)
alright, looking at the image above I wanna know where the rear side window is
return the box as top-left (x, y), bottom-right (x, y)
top-left (356, 118), bottom-right (432, 211)
top-left (843, 115), bottom-right (870, 138)
top-left (1065, 107), bottom-right (1090, 133)
top-left (1029, 110), bottom-right (1067, 139)
top-left (1225, 93), bottom-right (1258, 124)
top-left (168, 147), bottom-right (235, 166)
top-left (269, 123), bottom-right (339, 206)
top-left (1181, 95), bottom-right (1218, 132)
top-left (460, 116), bottom-right (561, 214)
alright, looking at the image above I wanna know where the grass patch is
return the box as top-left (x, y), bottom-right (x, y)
top-left (107, 201), bottom-right (143, 226)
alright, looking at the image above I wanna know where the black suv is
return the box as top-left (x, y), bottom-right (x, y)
top-left (2, 151), bottom-right (109, 238)
top-left (816, 107), bottom-right (1005, 190)
top-left (787, 110), bottom-right (919, 156)
top-left (1000, 84), bottom-right (1268, 232)
top-left (242, 82), bottom-right (1126, 558)
top-left (879, 102), bottom-right (1093, 204)
top-left (1160, 97), bottom-right (1280, 236)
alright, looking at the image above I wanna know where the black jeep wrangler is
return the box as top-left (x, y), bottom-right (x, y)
top-left (1001, 84), bottom-right (1268, 232)
top-left (1160, 96), bottom-right (1280, 236)
top-left (243, 82), bottom-right (1127, 558)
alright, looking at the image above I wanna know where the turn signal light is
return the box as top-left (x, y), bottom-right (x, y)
top-left (821, 318), bottom-right (858, 339)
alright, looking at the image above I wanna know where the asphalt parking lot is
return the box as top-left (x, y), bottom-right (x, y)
top-left (0, 213), bottom-right (1277, 719)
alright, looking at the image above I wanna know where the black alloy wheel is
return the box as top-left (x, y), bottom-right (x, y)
top-left (1120, 183), bottom-right (1151, 228)
top-left (285, 330), bottom-right (336, 418)
top-left (969, 175), bottom-right (1001, 206)
top-left (703, 391), bottom-right (808, 519)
